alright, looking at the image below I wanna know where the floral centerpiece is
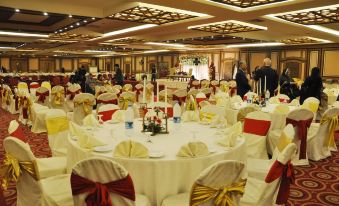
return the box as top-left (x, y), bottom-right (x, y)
top-left (142, 107), bottom-right (169, 136)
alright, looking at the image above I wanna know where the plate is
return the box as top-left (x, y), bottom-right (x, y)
top-left (94, 145), bottom-right (114, 152)
top-left (149, 150), bottom-right (165, 158)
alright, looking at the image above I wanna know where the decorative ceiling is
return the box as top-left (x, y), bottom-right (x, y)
top-left (275, 5), bottom-right (339, 25)
top-left (280, 37), bottom-right (329, 44)
top-left (49, 33), bottom-right (98, 41)
top-left (188, 20), bottom-right (266, 34)
top-left (163, 35), bottom-right (261, 45)
top-left (105, 37), bottom-right (146, 44)
top-left (109, 4), bottom-right (200, 25)
top-left (208, 0), bottom-right (288, 8)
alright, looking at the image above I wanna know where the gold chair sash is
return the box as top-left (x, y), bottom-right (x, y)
top-left (320, 115), bottom-right (338, 148)
top-left (146, 87), bottom-right (153, 101)
top-left (277, 132), bottom-right (292, 152)
top-left (46, 116), bottom-right (69, 135)
top-left (220, 84), bottom-right (229, 93)
top-left (0, 153), bottom-right (39, 190)
top-left (51, 90), bottom-right (65, 105)
top-left (186, 99), bottom-right (198, 111)
top-left (74, 99), bottom-right (95, 115)
top-left (119, 96), bottom-right (134, 110)
top-left (190, 179), bottom-right (246, 206)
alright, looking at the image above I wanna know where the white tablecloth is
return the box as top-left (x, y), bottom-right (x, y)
top-left (66, 121), bottom-right (246, 206)
top-left (225, 103), bottom-right (297, 130)
top-left (156, 79), bottom-right (188, 90)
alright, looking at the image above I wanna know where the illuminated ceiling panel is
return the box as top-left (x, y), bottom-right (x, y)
top-left (280, 37), bottom-right (331, 44)
top-left (208, 0), bottom-right (288, 8)
top-left (49, 33), bottom-right (98, 41)
top-left (108, 3), bottom-right (205, 25)
top-left (275, 5), bottom-right (339, 25)
top-left (188, 20), bottom-right (267, 34)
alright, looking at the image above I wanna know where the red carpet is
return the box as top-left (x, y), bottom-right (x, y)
top-left (0, 108), bottom-right (338, 206)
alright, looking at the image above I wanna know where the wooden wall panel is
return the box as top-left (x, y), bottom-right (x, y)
top-left (1, 57), bottom-right (10, 70)
top-left (323, 50), bottom-right (339, 77)
top-left (28, 58), bottom-right (39, 71)
top-left (250, 52), bottom-right (267, 72)
top-left (309, 51), bottom-right (319, 75)
top-left (61, 59), bottom-right (72, 71)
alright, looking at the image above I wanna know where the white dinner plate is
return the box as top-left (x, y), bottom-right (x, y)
top-left (94, 144), bottom-right (114, 152)
top-left (149, 150), bottom-right (165, 158)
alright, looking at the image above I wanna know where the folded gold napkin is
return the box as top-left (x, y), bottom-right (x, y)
top-left (217, 122), bottom-right (242, 147)
top-left (114, 140), bottom-right (149, 158)
top-left (177, 141), bottom-right (209, 158)
top-left (83, 114), bottom-right (101, 127)
top-left (69, 122), bottom-right (107, 149)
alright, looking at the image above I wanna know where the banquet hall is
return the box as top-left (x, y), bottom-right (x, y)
top-left (0, 0), bottom-right (338, 205)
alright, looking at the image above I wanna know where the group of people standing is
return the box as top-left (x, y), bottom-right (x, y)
top-left (236, 58), bottom-right (323, 104)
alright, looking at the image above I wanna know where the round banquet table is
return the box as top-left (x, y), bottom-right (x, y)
top-left (225, 102), bottom-right (298, 130)
top-left (66, 121), bottom-right (246, 206)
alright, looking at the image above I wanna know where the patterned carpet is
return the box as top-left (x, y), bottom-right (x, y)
top-left (0, 108), bottom-right (338, 206)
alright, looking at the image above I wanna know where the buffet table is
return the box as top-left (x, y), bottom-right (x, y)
top-left (66, 121), bottom-right (246, 206)
top-left (156, 79), bottom-right (189, 90)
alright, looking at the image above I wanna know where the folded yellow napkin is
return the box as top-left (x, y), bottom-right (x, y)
top-left (217, 121), bottom-right (242, 136)
top-left (114, 140), bottom-right (149, 158)
top-left (217, 131), bottom-right (239, 147)
top-left (177, 141), bottom-right (209, 158)
top-left (69, 122), bottom-right (107, 149)
top-left (83, 114), bottom-right (100, 127)
top-left (182, 111), bottom-right (200, 122)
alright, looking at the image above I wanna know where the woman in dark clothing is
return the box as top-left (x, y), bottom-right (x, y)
top-left (114, 64), bottom-right (124, 86)
top-left (151, 64), bottom-right (156, 82)
top-left (300, 67), bottom-right (323, 104)
top-left (279, 68), bottom-right (299, 100)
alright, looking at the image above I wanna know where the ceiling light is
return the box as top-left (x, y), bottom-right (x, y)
top-left (83, 20), bottom-right (87, 23)
top-left (0, 47), bottom-right (16, 50)
top-left (76, 22), bottom-right (80, 26)
top-left (59, 29), bottom-right (62, 32)
top-left (226, 42), bottom-right (285, 48)
top-left (145, 42), bottom-right (186, 47)
top-left (0, 31), bottom-right (49, 38)
top-left (69, 14), bottom-right (72, 17)
top-left (84, 50), bottom-right (109, 53)
top-left (70, 25), bottom-right (74, 28)
top-left (306, 25), bottom-right (339, 37)
top-left (138, 2), bottom-right (208, 17)
top-left (43, 12), bottom-right (48, 16)
top-left (15, 9), bottom-right (20, 12)
top-left (305, 36), bottom-right (332, 43)
top-left (92, 17), bottom-right (95, 20)
top-left (188, 20), bottom-right (267, 31)
top-left (143, 49), bottom-right (170, 53)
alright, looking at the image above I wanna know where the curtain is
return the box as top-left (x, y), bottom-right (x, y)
top-left (182, 64), bottom-right (209, 80)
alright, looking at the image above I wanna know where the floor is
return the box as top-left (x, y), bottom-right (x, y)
top-left (0, 108), bottom-right (338, 206)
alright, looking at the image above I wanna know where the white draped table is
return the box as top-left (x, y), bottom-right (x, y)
top-left (156, 79), bottom-right (189, 90)
top-left (66, 121), bottom-right (246, 206)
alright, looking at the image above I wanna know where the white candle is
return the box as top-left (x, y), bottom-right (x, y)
top-left (264, 76), bottom-right (267, 92)
top-left (165, 86), bottom-right (168, 114)
top-left (259, 78), bottom-right (262, 95)
top-left (253, 80), bottom-right (256, 93)
top-left (142, 78), bottom-right (146, 103)
top-left (156, 82), bottom-right (159, 102)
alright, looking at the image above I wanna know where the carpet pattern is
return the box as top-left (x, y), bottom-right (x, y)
top-left (0, 108), bottom-right (338, 206)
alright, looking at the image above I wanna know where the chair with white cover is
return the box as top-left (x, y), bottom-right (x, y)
top-left (94, 85), bottom-right (107, 98)
top-left (119, 91), bottom-right (136, 110)
top-left (50, 85), bottom-right (65, 110)
top-left (231, 95), bottom-right (243, 105)
top-left (334, 101), bottom-right (339, 108)
top-left (307, 107), bottom-right (339, 161)
top-left (67, 157), bottom-right (151, 206)
top-left (191, 80), bottom-right (200, 89)
top-left (45, 109), bottom-right (69, 156)
top-left (17, 82), bottom-right (29, 94)
top-left (18, 93), bottom-right (34, 125)
top-left (200, 87), bottom-right (212, 99)
top-left (1, 85), bottom-right (16, 113)
top-left (210, 80), bottom-right (219, 94)
top-left (41, 81), bottom-right (51, 93)
top-left (301, 97), bottom-right (320, 121)
top-left (159, 89), bottom-right (173, 104)
top-left (161, 160), bottom-right (246, 206)
top-left (123, 83), bottom-right (133, 92)
top-left (35, 87), bottom-right (50, 106)
top-left (134, 83), bottom-right (144, 102)
top-left (229, 80), bottom-right (237, 97)
top-left (276, 94), bottom-right (290, 103)
top-left (113, 85), bottom-right (122, 93)
top-left (72, 93), bottom-right (95, 125)
top-left (240, 143), bottom-right (297, 206)
top-left (98, 104), bottom-right (120, 122)
top-left (187, 88), bottom-right (199, 98)
top-left (247, 124), bottom-right (295, 180)
top-left (195, 91), bottom-right (206, 105)
top-left (29, 82), bottom-right (40, 96)
top-left (145, 83), bottom-right (154, 103)
top-left (1, 137), bottom-right (70, 206)
top-left (200, 79), bottom-right (210, 88)
top-left (236, 106), bottom-right (259, 123)
top-left (65, 84), bottom-right (81, 112)
top-left (173, 89), bottom-right (187, 106)
top-left (30, 103), bottom-right (49, 133)
top-left (242, 111), bottom-right (271, 159)
top-left (286, 109), bottom-right (314, 166)
top-left (96, 92), bottom-right (118, 110)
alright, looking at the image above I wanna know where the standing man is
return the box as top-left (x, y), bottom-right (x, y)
top-left (236, 61), bottom-right (251, 98)
top-left (114, 64), bottom-right (124, 86)
top-left (254, 58), bottom-right (278, 97)
top-left (151, 64), bottom-right (156, 82)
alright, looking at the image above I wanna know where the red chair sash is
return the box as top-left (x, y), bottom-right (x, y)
top-left (286, 118), bottom-right (312, 159)
top-left (278, 98), bottom-right (290, 103)
top-left (134, 88), bottom-right (143, 102)
top-left (243, 96), bottom-right (248, 101)
top-left (30, 84), bottom-right (40, 89)
top-left (159, 107), bottom-right (173, 118)
top-left (244, 118), bottom-right (271, 136)
top-left (211, 85), bottom-right (217, 94)
top-left (14, 95), bottom-right (19, 111)
top-left (265, 160), bottom-right (294, 204)
top-left (10, 125), bottom-right (27, 142)
top-left (196, 97), bottom-right (206, 105)
top-left (67, 89), bottom-right (81, 100)
top-left (97, 99), bottom-right (118, 105)
top-left (98, 109), bottom-right (118, 122)
top-left (172, 95), bottom-right (186, 106)
top-left (36, 91), bottom-right (49, 103)
top-left (71, 173), bottom-right (135, 206)
top-left (230, 87), bottom-right (237, 97)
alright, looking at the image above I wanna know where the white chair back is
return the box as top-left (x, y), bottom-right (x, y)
top-left (98, 104), bottom-right (120, 122)
top-left (72, 93), bottom-right (95, 125)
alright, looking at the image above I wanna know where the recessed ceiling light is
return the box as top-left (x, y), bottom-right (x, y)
top-left (59, 29), bottom-right (62, 32)
top-left (92, 17), bottom-right (95, 20)
top-left (43, 12), bottom-right (48, 16)
top-left (70, 25), bottom-right (74, 28)
top-left (15, 9), bottom-right (20, 12)
top-left (54, 31), bottom-right (57, 33)
top-left (76, 22), bottom-right (80, 26)
top-left (84, 20), bottom-right (87, 23)
top-left (145, 42), bottom-right (186, 47)
top-left (226, 42), bottom-right (285, 48)
top-left (143, 49), bottom-right (169, 54)
top-left (69, 14), bottom-right (72, 17)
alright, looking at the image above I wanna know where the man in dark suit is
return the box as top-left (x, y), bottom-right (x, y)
top-left (236, 61), bottom-right (251, 98)
top-left (254, 58), bottom-right (278, 97)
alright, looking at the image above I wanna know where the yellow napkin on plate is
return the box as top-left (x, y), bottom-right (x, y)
top-left (182, 111), bottom-right (200, 122)
top-left (177, 141), bottom-right (209, 158)
top-left (113, 140), bottom-right (149, 158)
top-left (110, 110), bottom-right (125, 123)
top-left (83, 114), bottom-right (101, 127)
top-left (69, 122), bottom-right (107, 149)
top-left (217, 131), bottom-right (239, 147)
